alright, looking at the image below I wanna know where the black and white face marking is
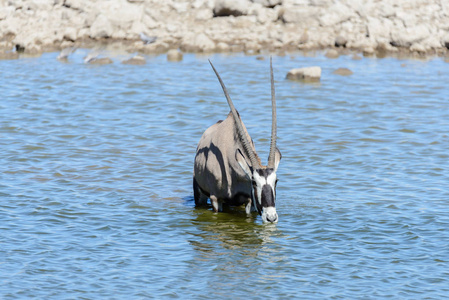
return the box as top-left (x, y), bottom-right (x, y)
top-left (252, 168), bottom-right (278, 223)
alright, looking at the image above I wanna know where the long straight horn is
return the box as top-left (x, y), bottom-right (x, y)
top-left (208, 60), bottom-right (260, 169)
top-left (268, 56), bottom-right (277, 169)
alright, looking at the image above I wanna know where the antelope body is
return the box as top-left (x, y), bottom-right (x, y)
top-left (193, 59), bottom-right (281, 223)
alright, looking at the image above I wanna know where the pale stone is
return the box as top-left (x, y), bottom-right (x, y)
top-left (90, 14), bottom-right (113, 38)
top-left (167, 49), bottom-right (183, 61)
top-left (63, 0), bottom-right (85, 11)
top-left (0, 6), bottom-right (15, 20)
top-left (122, 55), bottom-right (146, 65)
top-left (325, 49), bottom-right (339, 58)
top-left (192, 0), bottom-right (207, 9)
top-left (170, 2), bottom-right (189, 14)
top-left (335, 35), bottom-right (347, 47)
top-left (363, 47), bottom-right (375, 56)
top-left (143, 15), bottom-right (159, 29)
top-left (213, 0), bottom-right (249, 17)
top-left (129, 20), bottom-right (146, 37)
top-left (195, 8), bottom-right (213, 20)
top-left (299, 30), bottom-right (308, 44)
top-left (250, 5), bottom-right (277, 24)
top-left (77, 28), bottom-right (90, 39)
top-left (422, 35), bottom-right (442, 49)
top-left (100, 1), bottom-right (142, 30)
top-left (281, 6), bottom-right (320, 27)
top-left (216, 42), bottom-right (230, 52)
top-left (319, 2), bottom-right (354, 27)
top-left (27, 0), bottom-right (53, 11)
top-left (251, 0), bottom-right (282, 7)
top-left (377, 2), bottom-right (396, 17)
top-left (286, 67), bottom-right (321, 82)
top-left (183, 33), bottom-right (215, 52)
top-left (141, 41), bottom-right (169, 54)
top-left (410, 43), bottom-right (426, 53)
top-left (390, 25), bottom-right (430, 47)
top-left (198, 33), bottom-right (216, 51)
top-left (166, 24), bottom-right (179, 33)
top-left (333, 68), bottom-right (353, 76)
top-left (63, 27), bottom-right (77, 41)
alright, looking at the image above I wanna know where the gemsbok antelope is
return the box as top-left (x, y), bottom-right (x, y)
top-left (193, 58), bottom-right (281, 223)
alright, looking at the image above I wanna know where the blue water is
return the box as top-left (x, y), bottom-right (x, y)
top-left (1, 51), bottom-right (448, 299)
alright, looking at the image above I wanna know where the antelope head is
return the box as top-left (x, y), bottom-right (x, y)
top-left (209, 58), bottom-right (282, 223)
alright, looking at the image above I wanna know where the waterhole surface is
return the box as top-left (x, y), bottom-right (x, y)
top-left (1, 51), bottom-right (448, 298)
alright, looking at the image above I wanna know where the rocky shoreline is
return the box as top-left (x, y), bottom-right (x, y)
top-left (1, 0), bottom-right (449, 59)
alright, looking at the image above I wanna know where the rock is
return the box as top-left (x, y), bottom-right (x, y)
top-left (182, 33), bottom-right (215, 52)
top-left (213, 0), bottom-right (249, 17)
top-left (216, 42), bottom-right (230, 52)
top-left (100, 1), bottom-right (143, 31)
top-left (63, 27), bottom-right (78, 42)
top-left (351, 54), bottom-right (362, 60)
top-left (363, 47), bottom-right (375, 56)
top-left (333, 68), bottom-right (353, 76)
top-left (390, 25), bottom-right (430, 48)
top-left (196, 8), bottom-right (214, 21)
top-left (319, 2), bottom-right (354, 27)
top-left (366, 17), bottom-right (392, 44)
top-left (142, 15), bottom-right (159, 29)
top-left (325, 49), bottom-right (339, 58)
top-left (167, 49), bottom-right (183, 61)
top-left (250, 5), bottom-right (277, 24)
top-left (63, 0), bottom-right (85, 11)
top-left (251, 0), bottom-right (282, 8)
top-left (90, 14), bottom-right (113, 38)
top-left (299, 30), bottom-right (309, 44)
top-left (170, 2), bottom-right (189, 14)
top-left (141, 41), bottom-right (169, 54)
top-left (281, 6), bottom-right (320, 27)
top-left (286, 67), bottom-right (321, 82)
top-left (122, 55), bottom-right (146, 65)
top-left (244, 41), bottom-right (261, 53)
top-left (410, 43), bottom-right (427, 53)
top-left (335, 35), bottom-right (347, 47)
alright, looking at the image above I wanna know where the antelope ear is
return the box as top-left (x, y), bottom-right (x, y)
top-left (235, 149), bottom-right (252, 179)
top-left (274, 147), bottom-right (282, 172)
